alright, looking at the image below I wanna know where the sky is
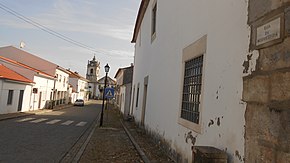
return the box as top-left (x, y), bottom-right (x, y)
top-left (0, 0), bottom-right (140, 78)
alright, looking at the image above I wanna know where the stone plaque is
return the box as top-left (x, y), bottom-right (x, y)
top-left (256, 17), bottom-right (281, 46)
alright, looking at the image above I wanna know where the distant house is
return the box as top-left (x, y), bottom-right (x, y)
top-left (0, 64), bottom-right (34, 114)
top-left (130, 0), bottom-right (249, 162)
top-left (67, 70), bottom-right (89, 102)
top-left (114, 65), bottom-right (133, 117)
top-left (0, 46), bottom-right (70, 108)
top-left (97, 76), bottom-right (116, 99)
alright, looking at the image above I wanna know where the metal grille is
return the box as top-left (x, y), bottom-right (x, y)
top-left (181, 55), bottom-right (203, 124)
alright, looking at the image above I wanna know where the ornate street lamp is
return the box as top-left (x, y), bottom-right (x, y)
top-left (100, 63), bottom-right (110, 126)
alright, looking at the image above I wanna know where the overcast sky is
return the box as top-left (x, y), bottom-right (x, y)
top-left (0, 0), bottom-right (140, 78)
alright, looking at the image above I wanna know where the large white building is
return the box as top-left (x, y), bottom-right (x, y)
top-left (0, 64), bottom-right (34, 114)
top-left (130, 0), bottom-right (249, 162)
top-left (0, 46), bottom-right (70, 110)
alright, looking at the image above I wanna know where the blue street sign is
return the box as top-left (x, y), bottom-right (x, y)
top-left (104, 88), bottom-right (114, 99)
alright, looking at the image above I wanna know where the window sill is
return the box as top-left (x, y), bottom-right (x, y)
top-left (178, 117), bottom-right (201, 134)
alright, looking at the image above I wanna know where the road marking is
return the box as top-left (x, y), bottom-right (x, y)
top-left (61, 120), bottom-right (74, 126)
top-left (76, 122), bottom-right (87, 127)
top-left (17, 117), bottom-right (36, 122)
top-left (30, 118), bottom-right (48, 123)
top-left (46, 119), bottom-right (61, 124)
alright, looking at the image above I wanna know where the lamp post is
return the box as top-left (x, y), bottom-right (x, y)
top-left (100, 63), bottom-right (110, 126)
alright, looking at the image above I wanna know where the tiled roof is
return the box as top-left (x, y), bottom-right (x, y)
top-left (67, 69), bottom-right (90, 82)
top-left (98, 76), bottom-right (116, 85)
top-left (0, 46), bottom-right (57, 76)
top-left (0, 56), bottom-right (55, 78)
top-left (131, 0), bottom-right (149, 43)
top-left (0, 64), bottom-right (34, 83)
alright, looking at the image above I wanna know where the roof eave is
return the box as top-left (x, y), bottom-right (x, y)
top-left (131, 0), bottom-right (150, 43)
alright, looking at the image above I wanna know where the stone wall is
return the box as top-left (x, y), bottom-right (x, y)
top-left (244, 1), bottom-right (290, 162)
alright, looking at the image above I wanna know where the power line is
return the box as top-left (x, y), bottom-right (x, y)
top-left (0, 2), bottom-right (128, 57)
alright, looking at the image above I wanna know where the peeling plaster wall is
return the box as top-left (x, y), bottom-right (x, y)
top-left (245, 1), bottom-right (290, 162)
top-left (131, 0), bottom-right (249, 162)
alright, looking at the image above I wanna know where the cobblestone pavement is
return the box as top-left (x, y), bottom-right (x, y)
top-left (80, 105), bottom-right (174, 163)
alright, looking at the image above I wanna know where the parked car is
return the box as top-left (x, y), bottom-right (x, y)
top-left (74, 99), bottom-right (84, 106)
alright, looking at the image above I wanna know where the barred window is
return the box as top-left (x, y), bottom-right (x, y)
top-left (181, 55), bottom-right (203, 124)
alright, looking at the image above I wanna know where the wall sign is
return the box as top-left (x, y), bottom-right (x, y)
top-left (256, 17), bottom-right (281, 46)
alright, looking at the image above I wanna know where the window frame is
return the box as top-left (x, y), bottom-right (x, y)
top-left (178, 35), bottom-right (207, 133)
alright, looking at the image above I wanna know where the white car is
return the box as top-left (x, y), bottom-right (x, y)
top-left (74, 99), bottom-right (84, 106)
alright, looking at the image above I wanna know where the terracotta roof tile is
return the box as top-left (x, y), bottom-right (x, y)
top-left (0, 64), bottom-right (34, 83)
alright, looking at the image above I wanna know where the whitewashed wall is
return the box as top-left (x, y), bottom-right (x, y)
top-left (119, 86), bottom-right (126, 114)
top-left (30, 76), bottom-right (54, 110)
top-left (131, 0), bottom-right (249, 162)
top-left (69, 77), bottom-right (88, 101)
top-left (55, 69), bottom-right (69, 92)
top-left (0, 80), bottom-right (32, 114)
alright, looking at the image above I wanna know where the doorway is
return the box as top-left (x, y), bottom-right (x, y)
top-left (17, 90), bottom-right (24, 111)
top-left (141, 76), bottom-right (149, 126)
top-left (38, 92), bottom-right (42, 109)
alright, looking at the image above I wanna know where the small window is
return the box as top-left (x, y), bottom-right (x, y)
top-left (151, 2), bottom-right (157, 41)
top-left (181, 55), bottom-right (203, 124)
top-left (7, 90), bottom-right (13, 105)
top-left (59, 75), bottom-right (62, 82)
top-left (90, 68), bottom-right (93, 74)
top-left (136, 84), bottom-right (140, 107)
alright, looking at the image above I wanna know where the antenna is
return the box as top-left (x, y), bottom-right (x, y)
top-left (20, 41), bottom-right (25, 48)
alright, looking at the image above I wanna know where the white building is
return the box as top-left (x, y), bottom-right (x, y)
top-left (97, 76), bottom-right (116, 99)
top-left (0, 64), bottom-right (34, 114)
top-left (0, 46), bottom-right (70, 108)
top-left (0, 56), bottom-right (55, 111)
top-left (114, 65), bottom-right (133, 118)
top-left (131, 0), bottom-right (249, 162)
top-left (86, 56), bottom-right (100, 99)
top-left (68, 70), bottom-right (89, 102)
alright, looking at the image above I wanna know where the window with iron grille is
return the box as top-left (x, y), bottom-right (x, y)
top-left (181, 55), bottom-right (203, 124)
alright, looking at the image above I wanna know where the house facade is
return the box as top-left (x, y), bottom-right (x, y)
top-left (97, 76), bottom-right (116, 99)
top-left (0, 64), bottom-right (34, 114)
top-left (68, 70), bottom-right (89, 102)
top-left (0, 56), bottom-right (55, 111)
top-left (0, 46), bottom-right (70, 109)
top-left (114, 65), bottom-right (134, 117)
top-left (131, 0), bottom-right (249, 162)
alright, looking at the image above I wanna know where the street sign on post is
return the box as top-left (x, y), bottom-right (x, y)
top-left (104, 88), bottom-right (114, 99)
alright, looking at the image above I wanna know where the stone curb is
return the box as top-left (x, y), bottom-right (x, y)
top-left (120, 120), bottom-right (151, 163)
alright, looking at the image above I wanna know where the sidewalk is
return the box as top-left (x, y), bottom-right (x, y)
top-left (80, 104), bottom-right (174, 163)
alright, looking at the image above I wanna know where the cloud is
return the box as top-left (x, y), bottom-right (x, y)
top-left (0, 0), bottom-right (137, 41)
top-left (59, 46), bottom-right (134, 59)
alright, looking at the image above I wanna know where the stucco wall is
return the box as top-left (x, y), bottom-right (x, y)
top-left (131, 0), bottom-right (249, 162)
top-left (0, 80), bottom-right (32, 114)
top-left (31, 76), bottom-right (54, 110)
